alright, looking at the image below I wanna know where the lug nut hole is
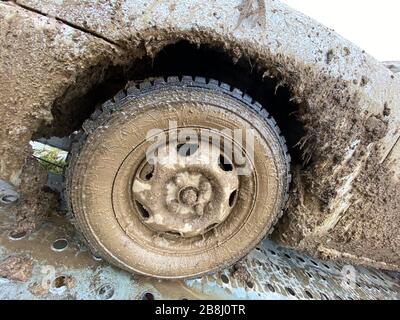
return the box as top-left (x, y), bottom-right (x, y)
top-left (205, 223), bottom-right (218, 233)
top-left (218, 155), bottom-right (233, 171)
top-left (177, 144), bottom-right (199, 157)
top-left (164, 231), bottom-right (181, 237)
top-left (229, 190), bottom-right (238, 207)
top-left (139, 162), bottom-right (154, 181)
top-left (9, 230), bottom-right (27, 240)
top-left (136, 201), bottom-right (150, 219)
top-left (0, 194), bottom-right (18, 204)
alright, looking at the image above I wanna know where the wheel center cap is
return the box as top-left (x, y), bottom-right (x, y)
top-left (132, 135), bottom-right (240, 238)
top-left (179, 187), bottom-right (198, 206)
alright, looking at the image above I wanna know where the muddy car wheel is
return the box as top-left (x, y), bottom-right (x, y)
top-left (65, 76), bottom-right (291, 279)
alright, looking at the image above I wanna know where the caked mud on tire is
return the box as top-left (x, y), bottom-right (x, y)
top-left (65, 76), bottom-right (291, 279)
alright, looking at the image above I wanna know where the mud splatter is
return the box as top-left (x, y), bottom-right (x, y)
top-left (235, 0), bottom-right (266, 30)
top-left (28, 282), bottom-right (49, 296)
top-left (231, 260), bottom-right (254, 287)
top-left (0, 0), bottom-right (399, 271)
top-left (0, 255), bottom-right (33, 282)
top-left (11, 158), bottom-right (59, 234)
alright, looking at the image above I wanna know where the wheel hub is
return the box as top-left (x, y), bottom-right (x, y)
top-left (132, 136), bottom-right (240, 238)
top-left (179, 187), bottom-right (198, 206)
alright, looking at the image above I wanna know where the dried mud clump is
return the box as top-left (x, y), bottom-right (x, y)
top-left (235, 0), bottom-right (266, 30)
top-left (230, 260), bottom-right (254, 288)
top-left (11, 158), bottom-right (58, 234)
top-left (28, 282), bottom-right (49, 296)
top-left (0, 255), bottom-right (33, 282)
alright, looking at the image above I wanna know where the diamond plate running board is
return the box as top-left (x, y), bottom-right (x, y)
top-left (0, 205), bottom-right (399, 300)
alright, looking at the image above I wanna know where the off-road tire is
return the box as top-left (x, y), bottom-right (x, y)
top-left (65, 76), bottom-right (291, 279)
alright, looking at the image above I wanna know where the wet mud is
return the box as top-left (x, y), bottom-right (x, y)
top-left (0, 0), bottom-right (399, 270)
